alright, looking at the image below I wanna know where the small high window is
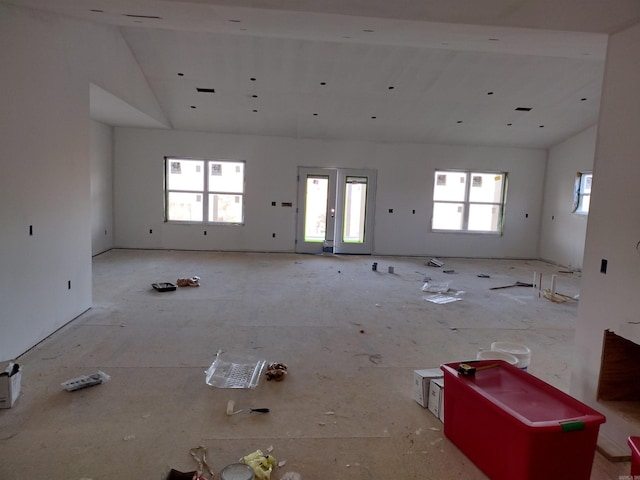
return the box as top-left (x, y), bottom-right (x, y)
top-left (573, 171), bottom-right (592, 215)
top-left (165, 157), bottom-right (244, 224)
top-left (431, 170), bottom-right (507, 234)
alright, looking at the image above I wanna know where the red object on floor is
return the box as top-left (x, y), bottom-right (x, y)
top-left (629, 436), bottom-right (640, 475)
top-left (441, 360), bottom-right (606, 480)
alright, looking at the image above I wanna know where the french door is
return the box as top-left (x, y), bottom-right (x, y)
top-left (296, 167), bottom-right (377, 254)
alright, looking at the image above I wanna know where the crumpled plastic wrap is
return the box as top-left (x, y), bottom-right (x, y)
top-left (243, 450), bottom-right (276, 480)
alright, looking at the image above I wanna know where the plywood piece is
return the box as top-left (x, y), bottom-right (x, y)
top-left (597, 432), bottom-right (632, 462)
top-left (597, 330), bottom-right (640, 401)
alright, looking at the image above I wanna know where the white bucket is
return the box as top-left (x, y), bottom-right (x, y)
top-left (476, 350), bottom-right (518, 366)
top-left (490, 342), bottom-right (531, 370)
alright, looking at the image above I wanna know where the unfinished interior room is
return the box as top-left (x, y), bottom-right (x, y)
top-left (2, 1), bottom-right (640, 479)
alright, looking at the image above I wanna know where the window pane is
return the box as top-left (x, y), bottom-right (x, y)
top-left (343, 176), bottom-right (367, 243)
top-left (304, 176), bottom-right (329, 242)
top-left (578, 194), bottom-right (591, 213)
top-left (468, 204), bottom-right (501, 231)
top-left (209, 161), bottom-right (244, 193)
top-left (167, 159), bottom-right (204, 191)
top-left (469, 173), bottom-right (504, 202)
top-left (432, 202), bottom-right (464, 230)
top-left (208, 194), bottom-right (243, 223)
top-left (167, 192), bottom-right (203, 221)
top-left (581, 173), bottom-right (592, 195)
top-left (434, 171), bottom-right (466, 201)
top-left (574, 172), bottom-right (592, 215)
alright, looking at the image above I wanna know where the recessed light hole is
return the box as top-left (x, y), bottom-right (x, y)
top-left (515, 107), bottom-right (532, 112)
top-left (177, 72), bottom-right (184, 77)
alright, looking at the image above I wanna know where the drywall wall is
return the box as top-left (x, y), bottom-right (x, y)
top-left (539, 125), bottom-right (596, 269)
top-left (0, 5), bottom-right (167, 360)
top-left (91, 120), bottom-right (114, 256)
top-left (114, 127), bottom-right (546, 258)
top-left (571, 22), bottom-right (640, 454)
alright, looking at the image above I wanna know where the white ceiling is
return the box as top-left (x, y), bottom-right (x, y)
top-left (6, 0), bottom-right (640, 148)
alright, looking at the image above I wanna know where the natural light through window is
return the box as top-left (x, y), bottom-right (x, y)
top-left (165, 157), bottom-right (244, 224)
top-left (573, 171), bottom-right (592, 215)
top-left (304, 176), bottom-right (329, 242)
top-left (432, 170), bottom-right (507, 233)
top-left (343, 176), bottom-right (367, 243)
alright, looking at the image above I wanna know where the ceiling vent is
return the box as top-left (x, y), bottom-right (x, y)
top-left (196, 88), bottom-right (216, 93)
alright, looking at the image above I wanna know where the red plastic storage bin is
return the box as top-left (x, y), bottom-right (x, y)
top-left (629, 436), bottom-right (640, 475)
top-left (441, 360), bottom-right (606, 480)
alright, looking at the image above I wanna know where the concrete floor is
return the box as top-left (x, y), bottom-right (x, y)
top-left (0, 249), bottom-right (631, 479)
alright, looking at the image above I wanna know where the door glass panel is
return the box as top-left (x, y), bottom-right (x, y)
top-left (343, 176), bottom-right (367, 243)
top-left (304, 176), bottom-right (329, 242)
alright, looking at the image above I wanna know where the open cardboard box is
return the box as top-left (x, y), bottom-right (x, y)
top-left (0, 360), bottom-right (22, 408)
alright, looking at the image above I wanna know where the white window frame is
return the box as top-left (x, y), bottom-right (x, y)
top-left (573, 171), bottom-right (592, 215)
top-left (431, 169), bottom-right (508, 234)
top-left (164, 157), bottom-right (245, 225)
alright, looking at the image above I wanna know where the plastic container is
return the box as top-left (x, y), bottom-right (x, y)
top-left (476, 350), bottom-right (518, 365)
top-left (491, 341), bottom-right (531, 370)
top-left (629, 436), bottom-right (640, 475)
top-left (441, 360), bottom-right (605, 480)
top-left (220, 463), bottom-right (254, 480)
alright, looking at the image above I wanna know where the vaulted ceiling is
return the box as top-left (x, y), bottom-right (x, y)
top-left (5, 0), bottom-right (640, 148)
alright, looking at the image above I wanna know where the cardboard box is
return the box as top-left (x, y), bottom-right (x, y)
top-left (413, 368), bottom-right (443, 408)
top-left (428, 377), bottom-right (445, 422)
top-left (0, 360), bottom-right (22, 408)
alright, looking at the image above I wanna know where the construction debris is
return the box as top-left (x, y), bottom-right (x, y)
top-left (176, 276), bottom-right (200, 287)
top-left (489, 281), bottom-right (533, 290)
top-left (427, 258), bottom-right (444, 267)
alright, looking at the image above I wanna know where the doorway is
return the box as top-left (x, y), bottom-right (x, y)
top-left (296, 167), bottom-right (377, 254)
